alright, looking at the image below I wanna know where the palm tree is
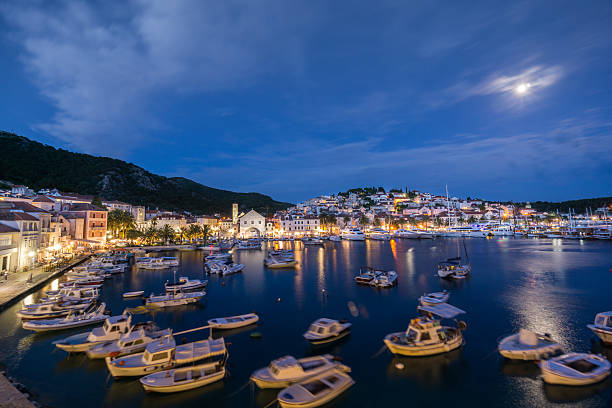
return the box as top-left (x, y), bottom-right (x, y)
top-left (201, 225), bottom-right (212, 245)
top-left (343, 215), bottom-right (351, 225)
top-left (142, 225), bottom-right (158, 245)
top-left (125, 229), bottom-right (142, 243)
top-left (158, 225), bottom-right (176, 244)
top-left (359, 215), bottom-right (369, 226)
top-left (178, 226), bottom-right (188, 243)
top-left (187, 224), bottom-right (202, 243)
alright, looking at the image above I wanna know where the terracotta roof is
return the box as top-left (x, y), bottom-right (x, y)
top-left (0, 224), bottom-right (20, 233)
top-left (2, 200), bottom-right (48, 212)
top-left (64, 203), bottom-right (106, 212)
top-left (0, 211), bottom-right (39, 221)
top-left (33, 196), bottom-right (55, 203)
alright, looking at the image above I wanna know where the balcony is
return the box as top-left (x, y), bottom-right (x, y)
top-left (89, 226), bottom-right (107, 231)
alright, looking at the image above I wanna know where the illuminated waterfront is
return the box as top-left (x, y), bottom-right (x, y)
top-left (0, 238), bottom-right (611, 407)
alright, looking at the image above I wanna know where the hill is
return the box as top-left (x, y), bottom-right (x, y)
top-left (0, 131), bottom-right (291, 215)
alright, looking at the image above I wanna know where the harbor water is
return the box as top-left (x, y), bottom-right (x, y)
top-left (0, 238), bottom-right (611, 407)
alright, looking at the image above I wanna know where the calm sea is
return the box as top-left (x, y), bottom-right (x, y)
top-left (0, 238), bottom-right (611, 407)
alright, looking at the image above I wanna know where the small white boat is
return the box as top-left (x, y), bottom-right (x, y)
top-left (498, 329), bottom-right (563, 360)
top-left (221, 263), bottom-right (245, 276)
top-left (354, 268), bottom-right (380, 285)
top-left (140, 360), bottom-right (226, 393)
top-left (22, 303), bottom-right (108, 332)
top-left (54, 313), bottom-right (132, 352)
top-left (539, 353), bottom-right (611, 386)
top-left (328, 236), bottom-right (341, 242)
top-left (340, 227), bottom-right (365, 241)
top-left (86, 324), bottom-right (170, 359)
top-left (302, 237), bottom-right (325, 246)
top-left (437, 257), bottom-right (471, 279)
top-left (16, 300), bottom-right (92, 320)
top-left (587, 312), bottom-right (612, 345)
top-left (265, 251), bottom-right (297, 268)
top-left (419, 291), bottom-right (450, 306)
top-left (145, 290), bottom-right (205, 307)
top-left (106, 335), bottom-right (226, 377)
top-left (370, 270), bottom-right (397, 288)
top-left (205, 253), bottom-right (232, 262)
top-left (123, 291), bottom-right (145, 298)
top-left (303, 318), bottom-right (352, 345)
top-left (277, 369), bottom-right (354, 408)
top-left (383, 303), bottom-right (466, 357)
top-left (250, 354), bottom-right (350, 389)
top-left (208, 313), bottom-right (259, 330)
top-left (165, 277), bottom-right (207, 292)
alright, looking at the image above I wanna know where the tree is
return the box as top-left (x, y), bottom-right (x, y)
top-left (359, 215), bottom-right (369, 226)
top-left (142, 225), bottom-right (158, 245)
top-left (158, 225), bottom-right (176, 244)
top-left (468, 216), bottom-right (477, 224)
top-left (107, 209), bottom-right (135, 239)
top-left (343, 215), bottom-right (351, 224)
top-left (125, 229), bottom-right (142, 243)
top-left (178, 226), bottom-right (188, 243)
top-left (187, 224), bottom-right (202, 243)
top-left (201, 225), bottom-right (212, 245)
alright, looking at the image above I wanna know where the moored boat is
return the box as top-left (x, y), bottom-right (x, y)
top-left (140, 360), bottom-right (226, 393)
top-left (587, 312), bottom-right (612, 345)
top-left (86, 324), bottom-right (170, 359)
top-left (277, 369), bottom-right (354, 408)
top-left (145, 290), bottom-right (205, 307)
top-left (54, 313), bottom-right (132, 352)
top-left (419, 291), bottom-right (450, 306)
top-left (303, 318), bottom-right (352, 345)
top-left (22, 303), bottom-right (108, 333)
top-left (250, 354), bottom-right (350, 389)
top-left (539, 353), bottom-right (611, 386)
top-left (208, 313), bottom-right (259, 330)
top-left (497, 329), bottom-right (563, 360)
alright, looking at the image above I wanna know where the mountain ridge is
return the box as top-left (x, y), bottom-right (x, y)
top-left (0, 131), bottom-right (291, 215)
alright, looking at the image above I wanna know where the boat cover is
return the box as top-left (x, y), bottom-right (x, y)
top-left (417, 303), bottom-right (466, 319)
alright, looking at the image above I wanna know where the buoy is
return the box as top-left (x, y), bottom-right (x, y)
top-left (277, 297), bottom-right (281, 302)
top-left (395, 363), bottom-right (405, 370)
top-left (222, 282), bottom-right (226, 286)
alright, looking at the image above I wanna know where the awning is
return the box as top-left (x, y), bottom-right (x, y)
top-left (418, 303), bottom-right (466, 319)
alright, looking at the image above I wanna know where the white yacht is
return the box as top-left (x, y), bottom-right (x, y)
top-left (393, 229), bottom-right (420, 239)
top-left (340, 227), bottom-right (365, 241)
top-left (481, 224), bottom-right (514, 237)
top-left (367, 228), bottom-right (390, 240)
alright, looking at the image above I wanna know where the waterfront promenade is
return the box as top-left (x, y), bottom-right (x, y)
top-left (0, 254), bottom-right (90, 312)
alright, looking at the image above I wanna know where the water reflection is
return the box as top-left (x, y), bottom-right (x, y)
top-left (386, 348), bottom-right (464, 387)
top-left (543, 379), bottom-right (611, 403)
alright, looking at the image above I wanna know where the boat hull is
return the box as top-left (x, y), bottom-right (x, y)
top-left (140, 368), bottom-right (225, 393)
top-left (383, 331), bottom-right (463, 356)
top-left (304, 328), bottom-right (351, 345)
top-left (587, 325), bottom-right (612, 345)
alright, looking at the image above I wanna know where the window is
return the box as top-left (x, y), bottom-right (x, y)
top-left (420, 332), bottom-right (431, 341)
top-left (151, 352), bottom-right (168, 361)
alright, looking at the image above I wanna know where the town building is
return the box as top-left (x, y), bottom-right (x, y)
top-left (239, 209), bottom-right (266, 238)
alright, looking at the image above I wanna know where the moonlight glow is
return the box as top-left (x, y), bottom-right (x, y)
top-left (515, 83), bottom-right (530, 95)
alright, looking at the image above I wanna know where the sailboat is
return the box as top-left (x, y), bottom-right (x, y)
top-left (438, 186), bottom-right (471, 279)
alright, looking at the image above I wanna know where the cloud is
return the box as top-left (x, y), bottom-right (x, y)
top-left (177, 116), bottom-right (612, 201)
top-left (1, 0), bottom-right (316, 155)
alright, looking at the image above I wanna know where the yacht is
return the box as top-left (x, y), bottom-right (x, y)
top-left (340, 227), bottom-right (365, 241)
top-left (367, 228), bottom-right (390, 240)
top-left (437, 237), bottom-right (471, 279)
top-left (383, 303), bottom-right (466, 356)
top-left (393, 229), bottom-right (420, 239)
top-left (481, 224), bottom-right (514, 237)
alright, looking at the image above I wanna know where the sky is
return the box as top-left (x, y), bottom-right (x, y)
top-left (1, 0), bottom-right (612, 203)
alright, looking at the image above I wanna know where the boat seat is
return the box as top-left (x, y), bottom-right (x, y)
top-left (174, 371), bottom-right (188, 382)
top-left (191, 369), bottom-right (202, 379)
top-left (566, 359), bottom-right (598, 373)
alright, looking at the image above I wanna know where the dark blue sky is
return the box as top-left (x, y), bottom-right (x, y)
top-left (1, 1), bottom-right (611, 203)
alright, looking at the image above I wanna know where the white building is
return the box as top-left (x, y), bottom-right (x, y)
top-left (239, 209), bottom-right (266, 238)
top-left (279, 215), bottom-right (320, 236)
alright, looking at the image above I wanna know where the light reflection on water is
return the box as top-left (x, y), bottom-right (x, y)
top-left (0, 239), bottom-right (610, 407)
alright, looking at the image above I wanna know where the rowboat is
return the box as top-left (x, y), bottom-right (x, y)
top-left (498, 329), bottom-right (563, 360)
top-left (539, 353), bottom-right (611, 386)
top-left (123, 291), bottom-right (145, 298)
top-left (140, 361), bottom-right (225, 393)
top-left (208, 313), bottom-right (259, 330)
top-left (145, 291), bottom-right (205, 307)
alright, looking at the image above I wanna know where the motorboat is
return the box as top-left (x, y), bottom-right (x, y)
top-left (205, 253), bottom-right (232, 262)
top-left (22, 303), bottom-right (108, 332)
top-left (497, 329), bottom-right (563, 360)
top-left (437, 258), bottom-right (471, 279)
top-left (140, 360), bottom-right (226, 393)
top-left (54, 313), bottom-right (132, 352)
top-left (419, 291), bottom-right (450, 306)
top-left (123, 291), bottom-right (145, 298)
top-left (145, 290), bottom-right (206, 307)
top-left (250, 354), bottom-right (350, 389)
top-left (165, 277), bottom-right (208, 293)
top-left (136, 257), bottom-right (179, 269)
top-left (340, 227), bottom-right (365, 241)
top-left (370, 270), bottom-right (398, 288)
top-left (367, 228), bottom-right (390, 240)
top-left (481, 224), bottom-right (514, 237)
top-left (86, 324), bottom-right (170, 359)
top-left (208, 313), bottom-right (259, 330)
top-left (393, 229), bottom-right (420, 239)
top-left (16, 299), bottom-right (93, 320)
top-left (235, 239), bottom-right (262, 250)
top-left (220, 263), bottom-right (245, 276)
top-left (587, 312), bottom-right (612, 345)
top-left (41, 287), bottom-right (99, 303)
top-left (105, 335), bottom-right (227, 378)
top-left (354, 268), bottom-right (381, 285)
top-left (302, 237), bottom-right (324, 246)
top-left (265, 251), bottom-right (297, 268)
top-left (539, 353), bottom-right (611, 386)
top-left (383, 303), bottom-right (466, 357)
top-left (328, 236), bottom-right (341, 242)
top-left (303, 318), bottom-right (352, 345)
top-left (277, 369), bottom-right (354, 408)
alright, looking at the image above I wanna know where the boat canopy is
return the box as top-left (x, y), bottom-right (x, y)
top-left (417, 303), bottom-right (466, 319)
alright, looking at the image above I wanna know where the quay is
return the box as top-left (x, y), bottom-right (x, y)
top-left (0, 373), bottom-right (35, 408)
top-left (0, 255), bottom-right (90, 312)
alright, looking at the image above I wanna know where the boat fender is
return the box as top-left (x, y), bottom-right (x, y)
top-left (109, 351), bottom-right (119, 357)
top-left (118, 360), bottom-right (125, 366)
top-left (458, 321), bottom-right (467, 331)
